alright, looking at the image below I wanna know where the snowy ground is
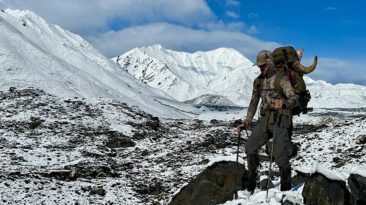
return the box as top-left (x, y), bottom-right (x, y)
top-left (0, 88), bottom-right (365, 204)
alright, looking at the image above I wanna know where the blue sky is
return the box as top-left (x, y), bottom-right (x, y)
top-left (0, 0), bottom-right (365, 85)
top-left (208, 0), bottom-right (366, 60)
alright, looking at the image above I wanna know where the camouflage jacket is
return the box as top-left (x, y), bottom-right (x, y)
top-left (245, 73), bottom-right (299, 124)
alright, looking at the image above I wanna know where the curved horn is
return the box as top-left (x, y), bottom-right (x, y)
top-left (294, 56), bottom-right (318, 74)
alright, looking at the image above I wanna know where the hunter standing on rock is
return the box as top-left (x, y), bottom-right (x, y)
top-left (237, 50), bottom-right (301, 193)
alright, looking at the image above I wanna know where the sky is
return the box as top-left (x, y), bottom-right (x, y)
top-left (0, 0), bottom-right (365, 85)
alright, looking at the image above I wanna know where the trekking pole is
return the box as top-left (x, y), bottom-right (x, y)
top-left (266, 117), bottom-right (277, 202)
top-left (233, 132), bottom-right (241, 199)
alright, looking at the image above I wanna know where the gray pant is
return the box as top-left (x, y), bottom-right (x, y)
top-left (245, 115), bottom-right (292, 169)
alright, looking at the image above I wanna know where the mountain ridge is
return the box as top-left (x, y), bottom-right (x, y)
top-left (113, 44), bottom-right (258, 106)
top-left (113, 44), bottom-right (366, 108)
top-left (0, 9), bottom-right (192, 118)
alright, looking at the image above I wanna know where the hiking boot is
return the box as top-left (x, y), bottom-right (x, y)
top-left (246, 154), bottom-right (260, 193)
top-left (280, 165), bottom-right (291, 191)
top-left (240, 170), bottom-right (248, 190)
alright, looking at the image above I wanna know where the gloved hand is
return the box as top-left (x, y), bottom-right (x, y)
top-left (236, 122), bottom-right (248, 134)
top-left (274, 99), bottom-right (283, 109)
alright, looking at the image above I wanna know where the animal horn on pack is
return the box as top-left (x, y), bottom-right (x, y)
top-left (293, 56), bottom-right (317, 74)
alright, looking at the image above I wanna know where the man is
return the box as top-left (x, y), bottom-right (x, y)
top-left (237, 50), bottom-right (299, 193)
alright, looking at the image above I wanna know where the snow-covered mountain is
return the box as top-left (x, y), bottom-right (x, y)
top-left (0, 9), bottom-right (193, 118)
top-left (305, 77), bottom-right (366, 108)
top-left (113, 45), bottom-right (366, 108)
top-left (112, 45), bottom-right (258, 107)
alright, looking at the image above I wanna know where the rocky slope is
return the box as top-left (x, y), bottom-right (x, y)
top-left (0, 87), bottom-right (365, 204)
top-left (0, 87), bottom-right (242, 204)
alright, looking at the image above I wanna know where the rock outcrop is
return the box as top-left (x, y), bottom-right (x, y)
top-left (169, 161), bottom-right (247, 205)
top-left (355, 135), bottom-right (366, 144)
top-left (302, 172), bottom-right (350, 205)
top-left (348, 174), bottom-right (366, 205)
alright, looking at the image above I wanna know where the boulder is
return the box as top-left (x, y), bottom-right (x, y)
top-left (144, 116), bottom-right (160, 131)
top-left (9, 87), bottom-right (16, 92)
top-left (210, 119), bottom-right (219, 124)
top-left (169, 161), bottom-right (247, 205)
top-left (291, 170), bottom-right (310, 187)
top-left (89, 187), bottom-right (106, 196)
top-left (302, 172), bottom-right (350, 205)
top-left (105, 137), bottom-right (135, 148)
top-left (29, 116), bottom-right (43, 129)
top-left (355, 135), bottom-right (366, 144)
top-left (348, 174), bottom-right (366, 205)
top-left (315, 117), bottom-right (334, 127)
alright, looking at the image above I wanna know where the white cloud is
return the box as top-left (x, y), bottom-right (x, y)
top-left (204, 21), bottom-right (245, 32)
top-left (324, 6), bottom-right (336, 11)
top-left (226, 11), bottom-right (239, 18)
top-left (0, 0), bottom-right (214, 34)
top-left (248, 12), bottom-right (258, 18)
top-left (225, 0), bottom-right (240, 6)
top-left (87, 23), bottom-right (280, 60)
top-left (305, 58), bottom-right (366, 85)
top-left (0, 0), bottom-right (283, 74)
top-left (247, 26), bottom-right (258, 34)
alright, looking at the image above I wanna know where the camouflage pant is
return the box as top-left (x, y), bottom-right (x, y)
top-left (245, 115), bottom-right (292, 169)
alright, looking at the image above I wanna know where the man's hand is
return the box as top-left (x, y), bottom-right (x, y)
top-left (297, 49), bottom-right (304, 61)
top-left (236, 123), bottom-right (247, 134)
top-left (274, 99), bottom-right (283, 109)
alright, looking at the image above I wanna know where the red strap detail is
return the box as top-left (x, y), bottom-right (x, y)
top-left (276, 64), bottom-right (282, 68)
top-left (287, 69), bottom-right (293, 79)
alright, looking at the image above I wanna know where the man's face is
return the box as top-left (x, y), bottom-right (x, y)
top-left (259, 64), bottom-right (268, 75)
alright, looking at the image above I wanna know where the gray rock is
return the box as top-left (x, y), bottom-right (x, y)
top-left (144, 117), bottom-right (160, 131)
top-left (291, 170), bottom-right (310, 187)
top-left (348, 174), bottom-right (366, 205)
top-left (302, 172), bottom-right (350, 205)
top-left (105, 137), bottom-right (135, 148)
top-left (210, 119), bottom-right (219, 124)
top-left (169, 161), bottom-right (247, 205)
top-left (355, 135), bottom-right (366, 144)
top-left (90, 187), bottom-right (106, 196)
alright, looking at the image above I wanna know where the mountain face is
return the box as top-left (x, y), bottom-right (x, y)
top-left (112, 45), bottom-right (259, 107)
top-left (114, 45), bottom-right (366, 108)
top-left (305, 77), bottom-right (366, 108)
top-left (184, 94), bottom-right (237, 106)
top-left (0, 9), bottom-right (191, 118)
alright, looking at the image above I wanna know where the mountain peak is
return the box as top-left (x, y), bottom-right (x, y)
top-left (113, 45), bottom-right (259, 105)
top-left (138, 44), bottom-right (247, 60)
top-left (0, 9), bottom-right (190, 118)
top-left (4, 9), bottom-right (45, 23)
top-left (114, 45), bottom-right (366, 108)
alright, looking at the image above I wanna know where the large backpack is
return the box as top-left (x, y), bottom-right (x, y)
top-left (271, 46), bottom-right (317, 115)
